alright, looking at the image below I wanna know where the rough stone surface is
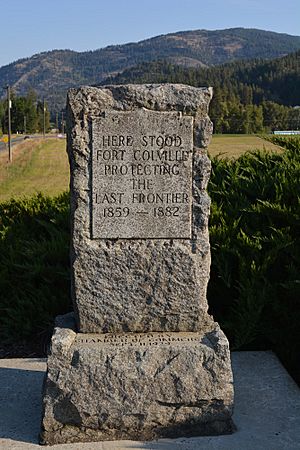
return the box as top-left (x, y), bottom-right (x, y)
top-left (39, 84), bottom-right (235, 445)
top-left (67, 84), bottom-right (213, 333)
top-left (40, 314), bottom-right (234, 445)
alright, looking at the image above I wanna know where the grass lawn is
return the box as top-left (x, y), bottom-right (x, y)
top-left (209, 134), bottom-right (283, 158)
top-left (0, 138), bottom-right (69, 202)
top-left (0, 134), bottom-right (284, 202)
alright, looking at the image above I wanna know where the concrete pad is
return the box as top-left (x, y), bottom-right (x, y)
top-left (0, 352), bottom-right (299, 449)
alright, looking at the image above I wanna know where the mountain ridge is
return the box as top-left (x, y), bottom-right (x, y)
top-left (1, 27), bottom-right (300, 112)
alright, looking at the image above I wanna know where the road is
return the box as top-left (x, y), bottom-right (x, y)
top-left (0, 136), bottom-right (24, 152)
top-left (0, 134), bottom-right (65, 153)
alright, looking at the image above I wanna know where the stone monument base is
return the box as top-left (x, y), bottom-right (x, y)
top-left (40, 314), bottom-right (234, 445)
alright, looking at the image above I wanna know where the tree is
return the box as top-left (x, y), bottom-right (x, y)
top-left (251, 105), bottom-right (264, 133)
top-left (24, 90), bottom-right (38, 133)
top-left (262, 101), bottom-right (289, 131)
top-left (0, 90), bottom-right (53, 134)
top-left (11, 94), bottom-right (27, 133)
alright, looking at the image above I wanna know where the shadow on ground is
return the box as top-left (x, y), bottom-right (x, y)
top-left (0, 363), bottom-right (44, 444)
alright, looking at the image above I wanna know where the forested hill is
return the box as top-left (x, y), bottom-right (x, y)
top-left (101, 51), bottom-right (300, 133)
top-left (1, 27), bottom-right (300, 112)
top-left (102, 50), bottom-right (300, 107)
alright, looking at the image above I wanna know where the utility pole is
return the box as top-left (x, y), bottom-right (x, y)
top-left (24, 115), bottom-right (26, 134)
top-left (43, 99), bottom-right (46, 138)
top-left (6, 85), bottom-right (12, 163)
top-left (61, 111), bottom-right (64, 134)
top-left (56, 112), bottom-right (58, 132)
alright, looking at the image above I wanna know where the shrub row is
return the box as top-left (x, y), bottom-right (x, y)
top-left (208, 136), bottom-right (300, 382)
top-left (0, 193), bottom-right (71, 346)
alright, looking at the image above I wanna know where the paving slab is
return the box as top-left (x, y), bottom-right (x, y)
top-left (0, 351), bottom-right (299, 450)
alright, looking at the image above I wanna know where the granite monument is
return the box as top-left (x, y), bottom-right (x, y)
top-left (40, 84), bottom-right (234, 445)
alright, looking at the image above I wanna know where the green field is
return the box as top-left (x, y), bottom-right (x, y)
top-left (0, 135), bottom-right (283, 202)
top-left (209, 134), bottom-right (283, 158)
top-left (0, 138), bottom-right (69, 202)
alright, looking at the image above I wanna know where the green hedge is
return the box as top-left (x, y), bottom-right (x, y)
top-left (0, 193), bottom-right (71, 343)
top-left (0, 137), bottom-right (299, 383)
top-left (208, 136), bottom-right (300, 382)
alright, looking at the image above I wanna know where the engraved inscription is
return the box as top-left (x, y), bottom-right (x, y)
top-left (75, 332), bottom-right (201, 347)
top-left (92, 110), bottom-right (193, 239)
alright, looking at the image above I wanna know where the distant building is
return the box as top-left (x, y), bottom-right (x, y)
top-left (273, 130), bottom-right (300, 135)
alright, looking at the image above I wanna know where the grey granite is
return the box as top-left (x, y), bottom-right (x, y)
top-left (39, 84), bottom-right (235, 445)
top-left (66, 84), bottom-right (213, 333)
top-left (40, 314), bottom-right (234, 445)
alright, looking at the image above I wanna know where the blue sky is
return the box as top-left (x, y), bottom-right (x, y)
top-left (0, 0), bottom-right (299, 67)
